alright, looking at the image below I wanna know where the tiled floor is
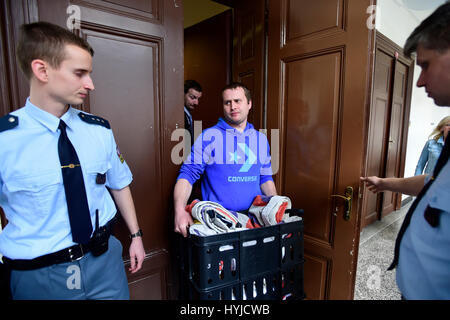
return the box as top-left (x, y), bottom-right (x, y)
top-left (354, 201), bottom-right (411, 300)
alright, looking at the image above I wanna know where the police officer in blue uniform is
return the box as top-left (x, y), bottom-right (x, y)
top-left (361, 2), bottom-right (450, 299)
top-left (0, 21), bottom-right (145, 299)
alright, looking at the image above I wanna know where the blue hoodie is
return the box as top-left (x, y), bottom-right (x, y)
top-left (177, 118), bottom-right (274, 211)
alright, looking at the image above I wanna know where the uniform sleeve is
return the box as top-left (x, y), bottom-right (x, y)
top-left (415, 141), bottom-right (430, 176)
top-left (105, 129), bottom-right (133, 190)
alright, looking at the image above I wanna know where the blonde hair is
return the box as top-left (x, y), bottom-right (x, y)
top-left (429, 116), bottom-right (450, 141)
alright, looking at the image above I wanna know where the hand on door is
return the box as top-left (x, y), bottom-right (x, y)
top-left (360, 176), bottom-right (386, 193)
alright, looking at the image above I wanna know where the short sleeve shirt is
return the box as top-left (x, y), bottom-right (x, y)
top-left (0, 99), bottom-right (132, 259)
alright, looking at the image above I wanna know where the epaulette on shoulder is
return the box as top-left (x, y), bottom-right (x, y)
top-left (78, 112), bottom-right (110, 129)
top-left (0, 114), bottom-right (18, 133)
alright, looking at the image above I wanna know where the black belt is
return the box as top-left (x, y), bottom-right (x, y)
top-left (3, 218), bottom-right (115, 271)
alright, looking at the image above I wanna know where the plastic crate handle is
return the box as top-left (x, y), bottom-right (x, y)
top-left (284, 208), bottom-right (304, 217)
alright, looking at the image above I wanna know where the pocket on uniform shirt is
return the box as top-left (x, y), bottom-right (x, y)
top-left (84, 161), bottom-right (111, 199)
top-left (4, 171), bottom-right (62, 216)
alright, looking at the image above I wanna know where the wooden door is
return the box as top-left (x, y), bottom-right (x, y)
top-left (361, 33), bottom-right (414, 228)
top-left (0, 0), bottom-right (183, 299)
top-left (184, 10), bottom-right (232, 131)
top-left (267, 0), bottom-right (373, 299)
top-left (212, 0), bottom-right (266, 130)
top-left (362, 48), bottom-right (394, 227)
top-left (381, 60), bottom-right (409, 217)
top-left (231, 0), bottom-right (266, 130)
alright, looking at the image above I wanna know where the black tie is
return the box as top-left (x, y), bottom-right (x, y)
top-left (388, 136), bottom-right (450, 270)
top-left (58, 120), bottom-right (93, 244)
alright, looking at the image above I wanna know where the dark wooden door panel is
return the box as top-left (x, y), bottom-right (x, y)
top-left (362, 49), bottom-right (393, 228)
top-left (81, 28), bottom-right (165, 245)
top-left (285, 0), bottom-right (345, 41)
top-left (284, 50), bottom-right (342, 245)
top-left (361, 33), bottom-right (414, 228)
top-left (232, 0), bottom-right (265, 130)
top-left (381, 61), bottom-right (408, 216)
top-left (184, 10), bottom-right (232, 131)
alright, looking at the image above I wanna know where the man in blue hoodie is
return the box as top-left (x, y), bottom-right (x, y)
top-left (174, 82), bottom-right (277, 237)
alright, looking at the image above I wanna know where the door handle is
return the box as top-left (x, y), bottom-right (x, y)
top-left (330, 186), bottom-right (353, 221)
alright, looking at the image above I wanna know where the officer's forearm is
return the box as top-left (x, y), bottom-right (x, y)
top-left (382, 175), bottom-right (427, 196)
top-left (109, 186), bottom-right (140, 234)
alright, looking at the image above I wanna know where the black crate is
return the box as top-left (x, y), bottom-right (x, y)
top-left (188, 279), bottom-right (242, 300)
top-left (187, 269), bottom-right (281, 301)
top-left (185, 262), bottom-right (304, 301)
top-left (280, 221), bottom-right (304, 268)
top-left (240, 270), bottom-right (281, 300)
top-left (180, 219), bottom-right (304, 300)
top-left (239, 225), bottom-right (280, 280)
top-left (280, 262), bottom-right (305, 300)
top-left (188, 231), bottom-right (241, 289)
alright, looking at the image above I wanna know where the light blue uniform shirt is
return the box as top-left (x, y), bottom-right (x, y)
top-left (0, 99), bottom-right (132, 259)
top-left (396, 159), bottom-right (450, 299)
top-left (414, 137), bottom-right (444, 175)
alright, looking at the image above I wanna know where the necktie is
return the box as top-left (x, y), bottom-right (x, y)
top-left (58, 120), bottom-right (93, 244)
top-left (388, 136), bottom-right (449, 270)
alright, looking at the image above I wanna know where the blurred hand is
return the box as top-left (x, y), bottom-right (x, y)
top-left (360, 176), bottom-right (385, 193)
top-left (174, 209), bottom-right (193, 238)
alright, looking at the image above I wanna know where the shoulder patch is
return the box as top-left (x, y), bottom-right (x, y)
top-left (0, 114), bottom-right (18, 133)
top-left (78, 112), bottom-right (110, 129)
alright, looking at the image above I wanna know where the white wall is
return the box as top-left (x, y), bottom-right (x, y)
top-left (376, 0), bottom-right (450, 189)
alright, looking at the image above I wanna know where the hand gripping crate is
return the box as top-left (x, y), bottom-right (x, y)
top-left (180, 218), bottom-right (304, 300)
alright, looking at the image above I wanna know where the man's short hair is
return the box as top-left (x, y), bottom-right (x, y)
top-left (16, 21), bottom-right (94, 79)
top-left (404, 1), bottom-right (450, 57)
top-left (184, 80), bottom-right (202, 94)
top-left (221, 82), bottom-right (252, 103)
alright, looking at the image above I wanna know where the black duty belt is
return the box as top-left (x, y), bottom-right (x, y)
top-left (3, 218), bottom-right (115, 271)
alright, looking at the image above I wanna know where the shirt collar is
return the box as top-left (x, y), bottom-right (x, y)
top-left (24, 98), bottom-right (77, 132)
top-left (184, 107), bottom-right (192, 118)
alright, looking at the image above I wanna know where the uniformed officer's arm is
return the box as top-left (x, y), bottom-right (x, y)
top-left (261, 180), bottom-right (277, 197)
top-left (360, 175), bottom-right (426, 196)
top-left (109, 186), bottom-right (145, 273)
top-left (173, 178), bottom-right (194, 238)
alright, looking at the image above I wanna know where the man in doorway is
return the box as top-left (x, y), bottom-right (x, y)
top-left (361, 2), bottom-right (450, 299)
top-left (174, 82), bottom-right (277, 237)
top-left (184, 80), bottom-right (203, 147)
top-left (0, 21), bottom-right (145, 299)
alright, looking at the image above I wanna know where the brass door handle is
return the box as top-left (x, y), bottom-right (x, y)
top-left (330, 186), bottom-right (353, 221)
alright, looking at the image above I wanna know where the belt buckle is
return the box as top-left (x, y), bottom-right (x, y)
top-left (68, 245), bottom-right (84, 262)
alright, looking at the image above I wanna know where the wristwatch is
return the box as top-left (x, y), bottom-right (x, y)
top-left (130, 229), bottom-right (143, 239)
